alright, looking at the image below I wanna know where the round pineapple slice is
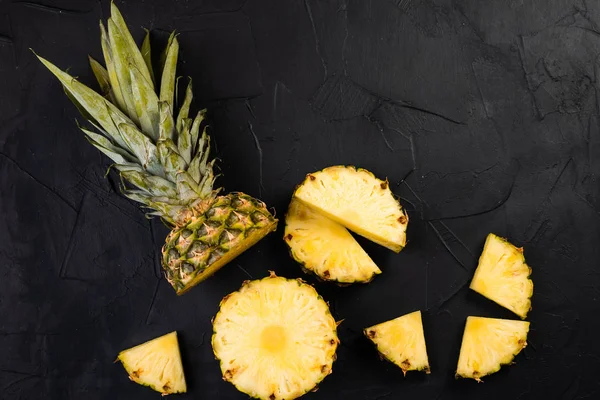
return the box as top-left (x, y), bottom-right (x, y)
top-left (284, 198), bottom-right (381, 283)
top-left (212, 273), bottom-right (339, 400)
top-left (456, 316), bottom-right (529, 382)
top-left (470, 233), bottom-right (533, 319)
top-left (117, 331), bottom-right (187, 395)
top-left (293, 165), bottom-right (408, 252)
top-left (364, 311), bottom-right (430, 375)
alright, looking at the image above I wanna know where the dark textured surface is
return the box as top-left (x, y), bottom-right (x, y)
top-left (1, 0), bottom-right (599, 398)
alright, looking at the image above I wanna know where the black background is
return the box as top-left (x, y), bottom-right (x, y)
top-left (1, 0), bottom-right (599, 399)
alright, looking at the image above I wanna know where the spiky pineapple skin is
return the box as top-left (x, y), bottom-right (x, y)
top-left (211, 273), bottom-right (339, 400)
top-left (293, 165), bottom-right (408, 253)
top-left (163, 193), bottom-right (277, 294)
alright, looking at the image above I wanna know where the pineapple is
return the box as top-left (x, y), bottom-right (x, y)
top-left (293, 166), bottom-right (408, 252)
top-left (470, 234), bottom-right (533, 319)
top-left (212, 272), bottom-right (339, 400)
top-left (284, 198), bottom-right (381, 283)
top-left (456, 316), bottom-right (529, 382)
top-left (364, 311), bottom-right (430, 375)
top-left (34, 3), bottom-right (277, 295)
top-left (118, 331), bottom-right (186, 395)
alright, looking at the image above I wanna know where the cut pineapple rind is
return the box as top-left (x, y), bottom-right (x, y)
top-left (456, 316), bottom-right (529, 381)
top-left (470, 233), bottom-right (533, 319)
top-left (118, 331), bottom-right (187, 395)
top-left (212, 273), bottom-right (339, 400)
top-left (284, 199), bottom-right (381, 284)
top-left (364, 311), bottom-right (430, 375)
top-left (293, 165), bottom-right (408, 253)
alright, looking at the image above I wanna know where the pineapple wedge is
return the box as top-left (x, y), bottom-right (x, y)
top-left (364, 311), bottom-right (430, 375)
top-left (470, 233), bottom-right (533, 319)
top-left (212, 273), bottom-right (339, 400)
top-left (284, 198), bottom-right (381, 283)
top-left (117, 331), bottom-right (186, 395)
top-left (293, 166), bottom-right (408, 252)
top-left (456, 316), bottom-right (529, 382)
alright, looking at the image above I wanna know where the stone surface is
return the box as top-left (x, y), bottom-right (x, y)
top-left (1, 0), bottom-right (599, 398)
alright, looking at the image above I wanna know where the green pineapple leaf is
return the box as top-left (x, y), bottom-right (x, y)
top-left (176, 78), bottom-right (193, 133)
top-left (88, 56), bottom-right (112, 98)
top-left (34, 53), bottom-right (133, 150)
top-left (159, 101), bottom-right (175, 141)
top-left (189, 109), bottom-right (206, 154)
top-left (107, 18), bottom-right (139, 124)
top-left (158, 138), bottom-right (187, 182)
top-left (160, 34), bottom-right (179, 110)
top-left (176, 171), bottom-right (202, 201)
top-left (109, 1), bottom-right (154, 89)
top-left (141, 29), bottom-right (155, 86)
top-left (129, 63), bottom-right (160, 140)
top-left (117, 123), bottom-right (163, 176)
top-left (177, 118), bottom-right (193, 164)
top-left (100, 21), bottom-right (126, 113)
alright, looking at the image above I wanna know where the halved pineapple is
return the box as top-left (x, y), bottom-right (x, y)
top-left (364, 311), bottom-right (430, 375)
top-left (456, 316), bottom-right (529, 382)
top-left (284, 199), bottom-right (381, 283)
top-left (117, 331), bottom-right (186, 395)
top-left (293, 166), bottom-right (408, 252)
top-left (212, 272), bottom-right (339, 400)
top-left (470, 233), bottom-right (533, 319)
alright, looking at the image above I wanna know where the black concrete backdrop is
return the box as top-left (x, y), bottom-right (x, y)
top-left (1, 0), bottom-right (599, 399)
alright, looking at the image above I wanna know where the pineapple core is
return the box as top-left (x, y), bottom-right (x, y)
top-left (261, 325), bottom-right (288, 353)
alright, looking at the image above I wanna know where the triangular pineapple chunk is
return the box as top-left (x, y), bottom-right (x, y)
top-left (293, 166), bottom-right (408, 252)
top-left (470, 233), bottom-right (533, 319)
top-left (284, 199), bottom-right (381, 283)
top-left (118, 331), bottom-right (187, 395)
top-left (456, 316), bottom-right (529, 382)
top-left (364, 311), bottom-right (430, 375)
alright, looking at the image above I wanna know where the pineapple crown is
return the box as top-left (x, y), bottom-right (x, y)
top-left (34, 2), bottom-right (218, 226)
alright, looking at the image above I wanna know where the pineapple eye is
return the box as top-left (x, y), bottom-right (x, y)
top-left (206, 206), bottom-right (230, 220)
top-left (230, 197), bottom-right (245, 209)
top-left (214, 196), bottom-right (231, 207)
top-left (181, 263), bottom-right (194, 274)
top-left (208, 248), bottom-right (226, 265)
top-left (181, 229), bottom-right (193, 239)
top-left (189, 242), bottom-right (209, 253)
top-left (226, 212), bottom-right (240, 225)
top-left (168, 250), bottom-right (179, 260)
top-left (186, 242), bottom-right (210, 261)
top-left (220, 229), bottom-right (243, 246)
top-left (196, 220), bottom-right (222, 239)
top-left (251, 211), bottom-right (269, 225)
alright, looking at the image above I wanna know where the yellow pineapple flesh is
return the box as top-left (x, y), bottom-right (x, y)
top-left (117, 331), bottom-right (187, 395)
top-left (456, 316), bottom-right (529, 382)
top-left (293, 166), bottom-right (408, 252)
top-left (284, 199), bottom-right (381, 283)
top-left (470, 233), bottom-right (533, 319)
top-left (364, 311), bottom-right (430, 375)
top-left (212, 273), bottom-right (339, 400)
